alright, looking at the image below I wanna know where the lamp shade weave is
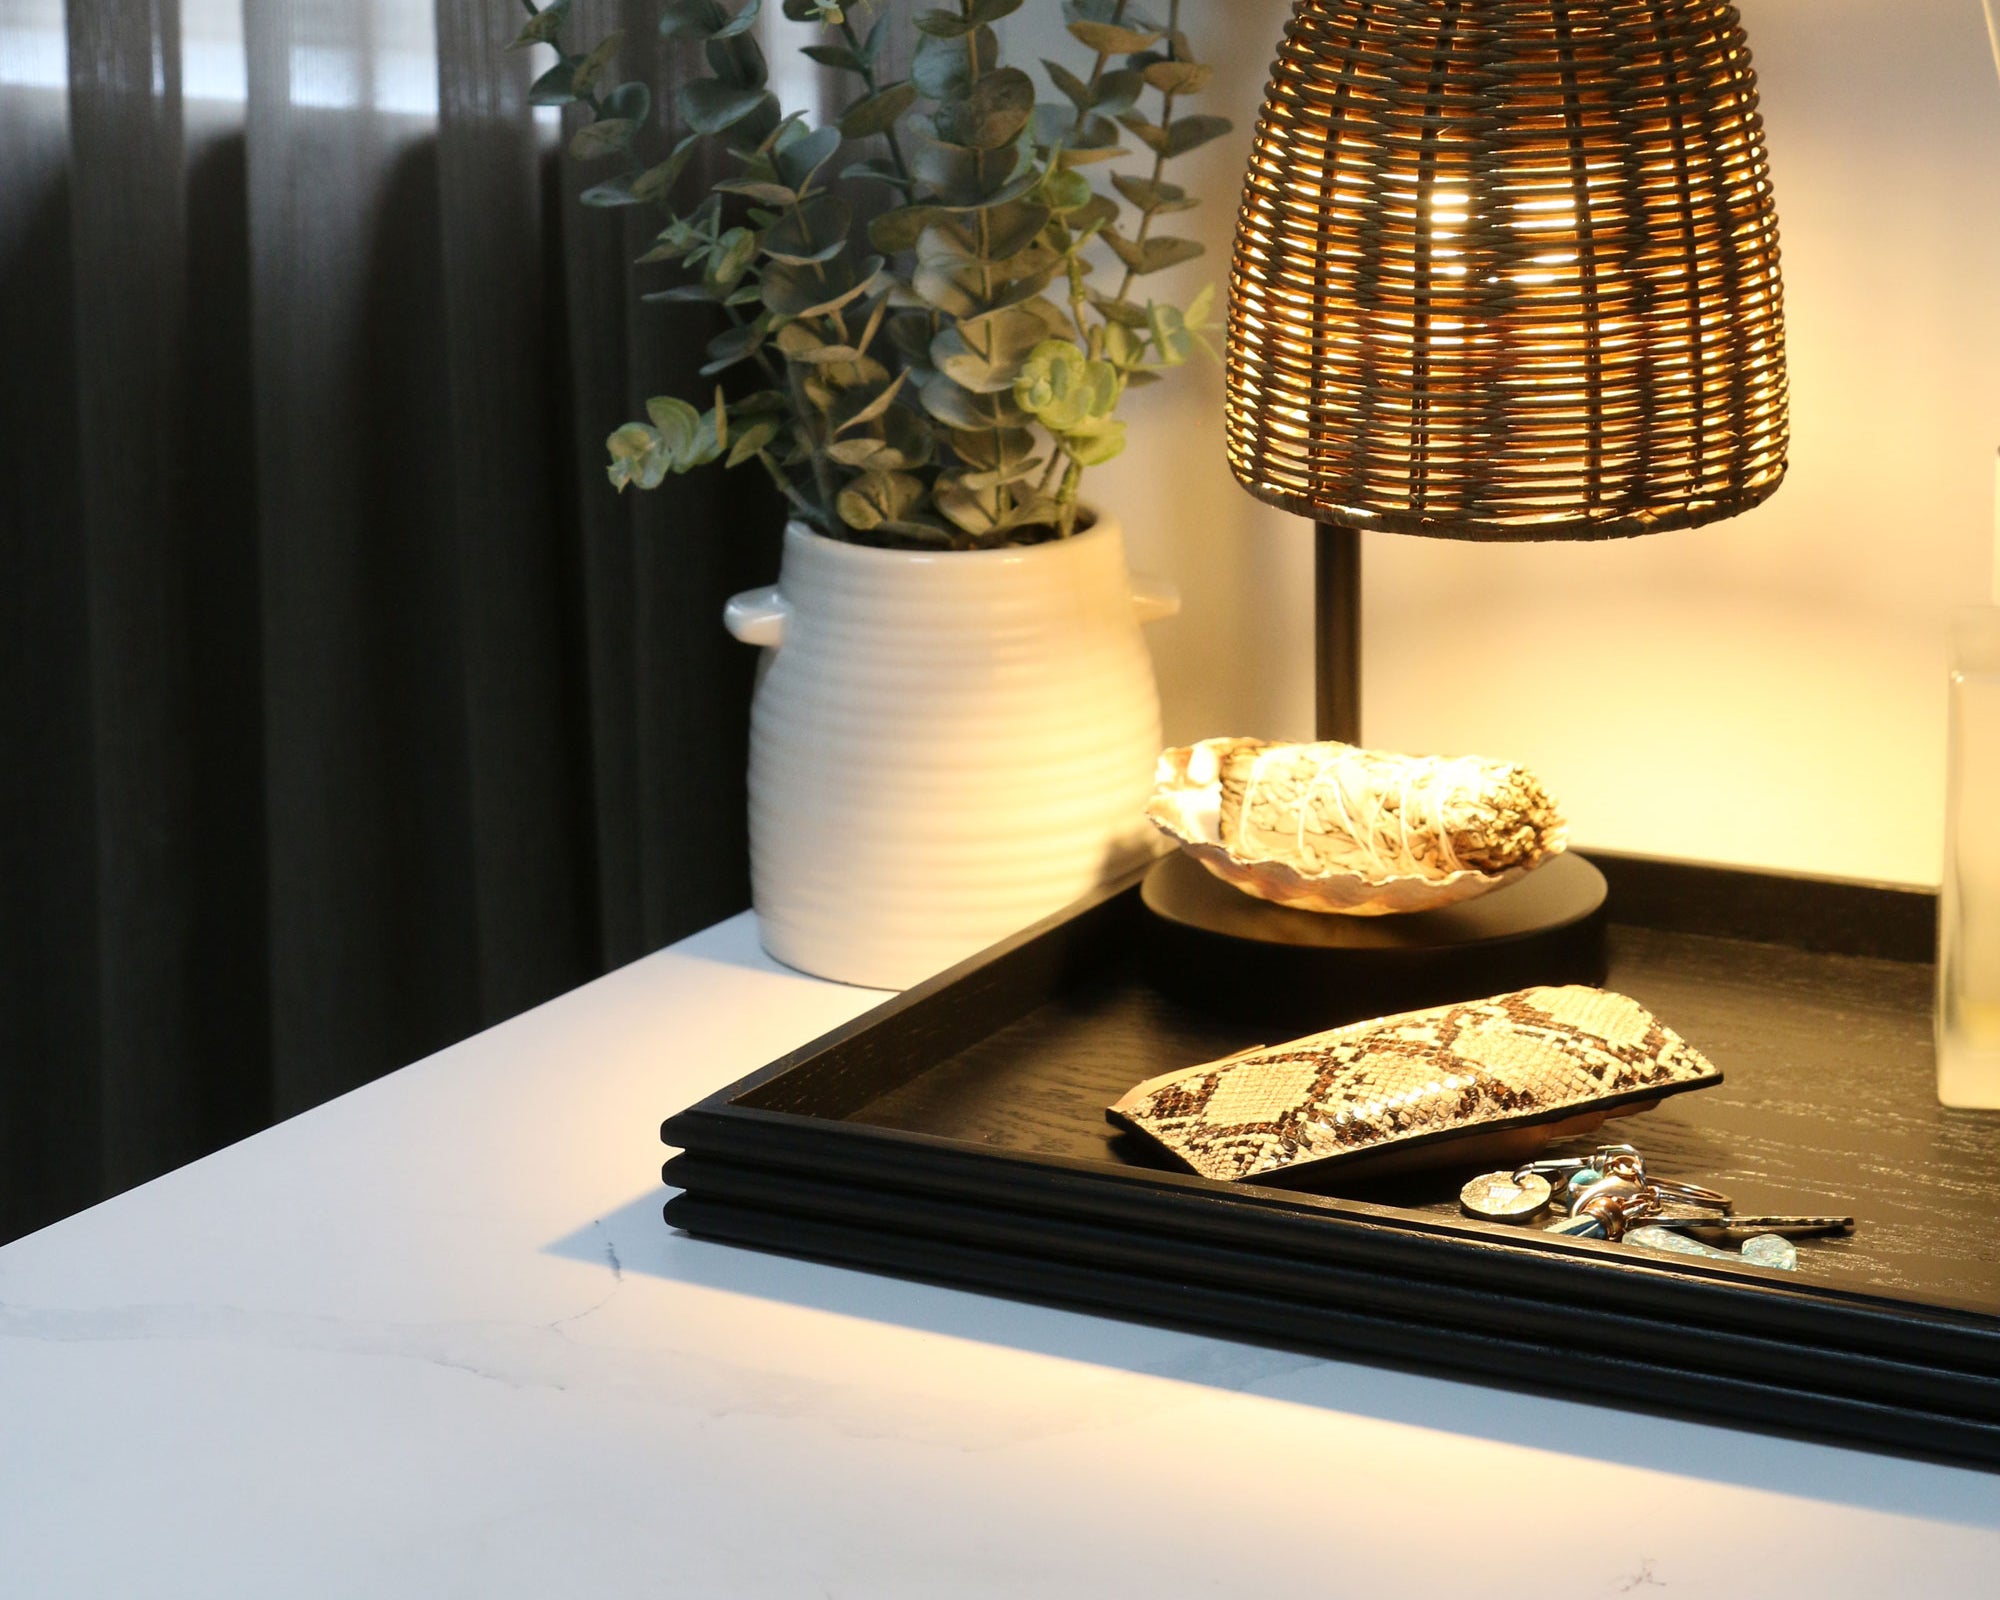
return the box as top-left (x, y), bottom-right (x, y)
top-left (1226, 0), bottom-right (1787, 540)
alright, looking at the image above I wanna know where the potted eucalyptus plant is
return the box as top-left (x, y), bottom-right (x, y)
top-left (517, 0), bottom-right (1226, 987)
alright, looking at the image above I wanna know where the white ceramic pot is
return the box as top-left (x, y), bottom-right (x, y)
top-left (724, 514), bottom-right (1179, 989)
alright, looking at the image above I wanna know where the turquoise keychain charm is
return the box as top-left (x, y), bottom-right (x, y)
top-left (1626, 1225), bottom-right (1798, 1271)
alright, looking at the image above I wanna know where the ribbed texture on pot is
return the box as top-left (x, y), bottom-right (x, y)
top-left (1227, 0), bottom-right (1787, 540)
top-left (744, 519), bottom-right (1165, 989)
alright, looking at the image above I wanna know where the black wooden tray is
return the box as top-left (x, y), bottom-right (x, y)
top-left (662, 852), bottom-right (2000, 1470)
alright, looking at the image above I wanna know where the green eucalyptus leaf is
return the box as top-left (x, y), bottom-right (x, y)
top-left (570, 117), bottom-right (638, 160)
top-left (1102, 320), bottom-right (1144, 368)
top-left (909, 138), bottom-right (981, 203)
top-left (705, 28), bottom-right (769, 89)
top-left (773, 323), bottom-right (828, 363)
top-left (832, 369), bottom-right (912, 434)
top-left (726, 417), bottom-right (783, 467)
top-left (841, 156), bottom-right (912, 188)
top-left (952, 425), bottom-right (1038, 479)
top-left (659, 0), bottom-right (728, 39)
top-left (699, 322), bottom-right (767, 375)
top-left (528, 60), bottom-right (577, 107)
top-left (929, 165), bottom-right (1042, 213)
top-left (826, 436), bottom-right (890, 467)
top-left (877, 406), bottom-right (936, 468)
top-left (710, 0), bottom-right (765, 40)
top-left (1066, 19), bottom-right (1161, 55)
top-left (1143, 59), bottom-right (1213, 95)
top-left (510, 3), bottom-right (571, 52)
top-left (1041, 168), bottom-right (1093, 214)
top-left (1103, 231), bottom-right (1204, 276)
top-left (631, 135), bottom-right (703, 203)
top-left (684, 404), bottom-right (726, 468)
top-left (931, 303), bottom-right (1066, 393)
top-left (1064, 112), bottom-right (1125, 156)
top-left (1014, 339), bottom-right (1118, 430)
top-left (762, 195), bottom-right (851, 266)
top-left (919, 373), bottom-right (1020, 431)
top-left (1122, 110), bottom-right (1233, 159)
top-left (646, 395), bottom-right (702, 457)
top-left (1110, 173), bottom-right (1194, 214)
top-left (606, 422), bottom-right (664, 492)
top-left (980, 199), bottom-right (1050, 262)
top-left (913, 6), bottom-right (979, 38)
top-left (603, 80), bottom-right (651, 125)
top-left (581, 177), bottom-right (639, 207)
top-left (640, 282), bottom-right (720, 304)
top-left (760, 255), bottom-right (880, 319)
top-left (1068, 191), bottom-right (1118, 234)
top-left (1091, 69), bottom-right (1144, 118)
top-left (868, 204), bottom-right (945, 255)
top-left (1063, 419), bottom-right (1126, 466)
top-left (707, 226), bottom-right (759, 287)
top-left (1030, 102), bottom-right (1077, 148)
top-left (912, 224), bottom-right (982, 316)
top-left (774, 124), bottom-right (842, 190)
top-left (802, 44), bottom-right (866, 73)
top-left (836, 468), bottom-right (926, 531)
top-left (910, 25), bottom-right (995, 100)
top-left (839, 81), bottom-right (917, 141)
top-left (932, 472), bottom-right (1000, 535)
top-left (714, 178), bottom-right (799, 205)
top-left (1042, 60), bottom-right (1090, 113)
top-left (1088, 290), bottom-right (1148, 328)
top-left (571, 31), bottom-right (624, 98)
top-left (678, 79), bottom-right (771, 134)
top-left (936, 67), bottom-right (1035, 150)
top-left (609, 421), bottom-right (658, 462)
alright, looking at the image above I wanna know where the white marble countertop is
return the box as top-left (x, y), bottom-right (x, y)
top-left (4, 913), bottom-right (1997, 1597)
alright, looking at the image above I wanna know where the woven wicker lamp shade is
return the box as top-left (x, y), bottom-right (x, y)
top-left (1227, 0), bottom-right (1788, 540)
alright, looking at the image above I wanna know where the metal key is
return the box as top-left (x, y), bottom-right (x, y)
top-left (1645, 1213), bottom-right (1856, 1240)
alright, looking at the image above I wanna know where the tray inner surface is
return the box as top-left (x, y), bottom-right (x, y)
top-left (843, 925), bottom-right (2000, 1313)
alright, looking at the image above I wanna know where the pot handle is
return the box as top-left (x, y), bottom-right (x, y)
top-left (1130, 573), bottom-right (1181, 626)
top-left (724, 586), bottom-right (789, 648)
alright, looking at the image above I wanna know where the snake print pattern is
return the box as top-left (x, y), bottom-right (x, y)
top-left (1108, 986), bottom-right (1721, 1184)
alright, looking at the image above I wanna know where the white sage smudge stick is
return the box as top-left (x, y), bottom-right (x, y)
top-left (1217, 740), bottom-right (1565, 883)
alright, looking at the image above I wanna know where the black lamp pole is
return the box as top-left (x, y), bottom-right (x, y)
top-left (1314, 523), bottom-right (1362, 744)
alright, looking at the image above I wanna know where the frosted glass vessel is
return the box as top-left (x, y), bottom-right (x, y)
top-left (1939, 609), bottom-right (2000, 1108)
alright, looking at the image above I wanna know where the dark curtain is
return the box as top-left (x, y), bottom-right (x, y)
top-left (0, 0), bottom-right (785, 1243)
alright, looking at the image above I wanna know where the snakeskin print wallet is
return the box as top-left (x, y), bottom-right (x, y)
top-left (1108, 986), bottom-right (1724, 1186)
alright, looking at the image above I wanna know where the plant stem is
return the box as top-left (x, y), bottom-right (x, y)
top-left (756, 448), bottom-right (826, 526)
top-left (1114, 0), bottom-right (1182, 304)
top-left (785, 361), bottom-right (840, 525)
top-left (838, 12), bottom-right (914, 185)
top-left (1083, 0), bottom-right (1132, 92)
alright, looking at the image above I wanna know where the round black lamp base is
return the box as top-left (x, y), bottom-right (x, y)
top-left (1140, 849), bottom-right (1609, 1032)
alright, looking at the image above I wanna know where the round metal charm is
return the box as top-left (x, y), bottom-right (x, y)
top-left (1459, 1170), bottom-right (1554, 1224)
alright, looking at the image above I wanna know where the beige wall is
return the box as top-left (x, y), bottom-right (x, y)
top-left (1010, 0), bottom-right (2000, 887)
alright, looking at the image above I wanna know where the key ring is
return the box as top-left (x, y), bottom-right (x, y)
top-left (1513, 1144), bottom-right (1644, 1185)
top-left (1636, 1178), bottom-right (1732, 1212)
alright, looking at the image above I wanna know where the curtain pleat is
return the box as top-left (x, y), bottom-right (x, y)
top-left (0, 3), bottom-right (101, 1230)
top-left (0, 0), bottom-right (783, 1241)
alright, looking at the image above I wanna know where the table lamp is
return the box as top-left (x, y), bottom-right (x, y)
top-left (1146, 0), bottom-right (1789, 1020)
top-left (1231, 0), bottom-right (1787, 737)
